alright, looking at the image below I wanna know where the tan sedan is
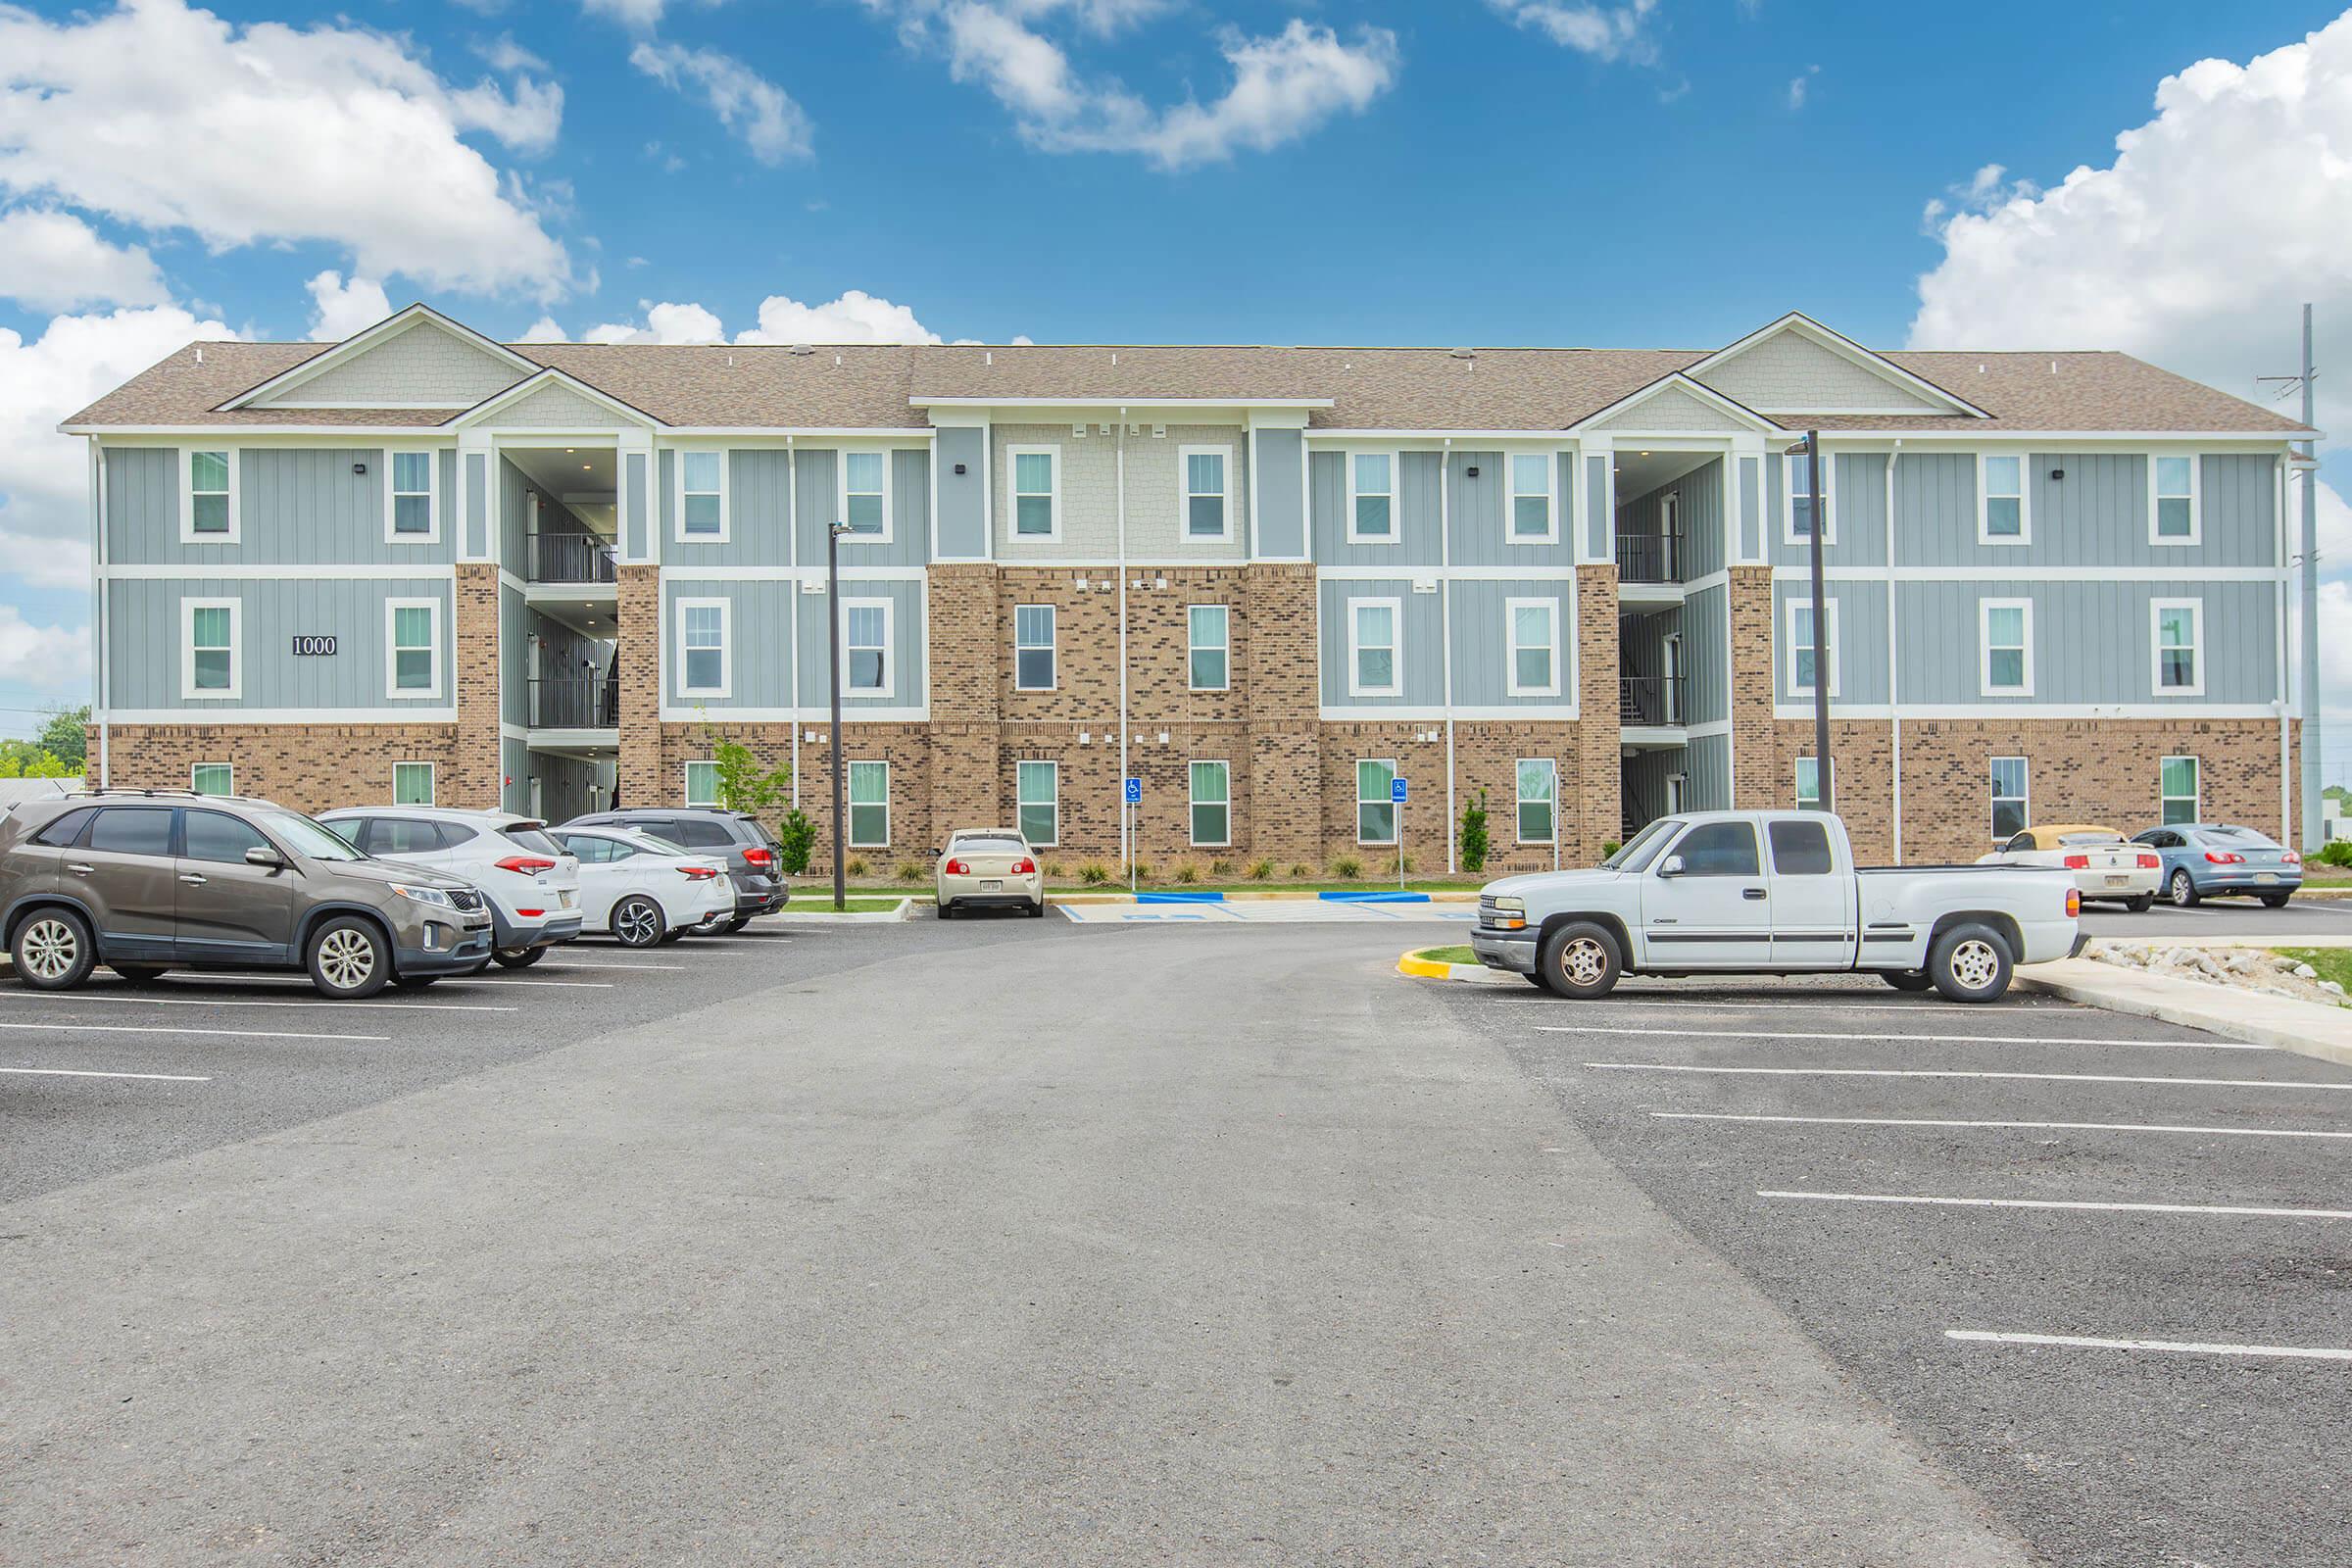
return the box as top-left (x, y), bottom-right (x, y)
top-left (935, 829), bottom-right (1046, 919)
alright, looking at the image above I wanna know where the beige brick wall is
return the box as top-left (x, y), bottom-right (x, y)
top-left (99, 724), bottom-right (468, 811)
top-left (452, 564), bottom-right (502, 806)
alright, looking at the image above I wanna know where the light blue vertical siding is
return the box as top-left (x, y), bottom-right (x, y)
top-left (623, 452), bottom-right (648, 560)
top-left (1617, 459), bottom-right (1724, 580)
top-left (664, 450), bottom-right (789, 568)
top-left (781, 449), bottom-right (928, 567)
top-left (103, 446), bottom-right (456, 565)
top-left (1894, 579), bottom-right (2278, 706)
top-left (1773, 577), bottom-right (1889, 707)
top-left (1737, 455), bottom-right (1761, 561)
top-left (1446, 577), bottom-right (1577, 706)
top-left (1897, 452), bottom-right (2278, 568)
top-left (1450, 451), bottom-right (1576, 567)
top-left (1766, 451), bottom-right (1886, 568)
top-left (793, 578), bottom-right (925, 710)
top-left (1622, 749), bottom-right (1687, 827)
top-left (1686, 733), bottom-right (1733, 811)
top-left (107, 577), bottom-right (453, 711)
top-left (1252, 427), bottom-right (1305, 559)
top-left (666, 577), bottom-right (799, 710)
top-left (1584, 455), bottom-right (1609, 561)
top-left (464, 453), bottom-right (487, 559)
top-left (1681, 583), bottom-right (1729, 726)
top-left (935, 426), bottom-right (988, 559)
top-left (1316, 578), bottom-right (1445, 707)
top-left (500, 584), bottom-right (526, 726)
top-left (1308, 450), bottom-right (1445, 566)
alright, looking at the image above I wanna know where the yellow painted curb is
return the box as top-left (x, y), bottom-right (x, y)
top-left (1396, 953), bottom-right (1457, 980)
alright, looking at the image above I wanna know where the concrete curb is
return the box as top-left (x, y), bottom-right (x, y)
top-left (2016, 957), bottom-right (2352, 1071)
top-left (1053, 889), bottom-right (1479, 906)
top-left (768, 899), bottom-right (914, 924)
top-left (1396, 951), bottom-right (1520, 986)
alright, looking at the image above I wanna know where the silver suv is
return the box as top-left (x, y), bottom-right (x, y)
top-left (0, 791), bottom-right (493, 999)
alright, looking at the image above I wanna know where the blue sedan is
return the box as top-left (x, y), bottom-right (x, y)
top-left (2130, 823), bottom-right (2303, 907)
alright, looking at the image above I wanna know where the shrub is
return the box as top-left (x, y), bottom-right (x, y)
top-left (845, 856), bottom-right (869, 878)
top-left (1330, 856), bottom-right (1362, 880)
top-left (1045, 860), bottom-right (1066, 880)
top-left (1079, 861), bottom-right (1111, 885)
top-left (2320, 840), bottom-right (2352, 869)
top-left (1208, 858), bottom-right (1232, 878)
top-left (1131, 860), bottom-right (1152, 883)
top-left (1401, 854), bottom-right (1415, 874)
top-left (1602, 840), bottom-right (1621, 859)
top-left (1458, 788), bottom-right (1490, 875)
top-left (1288, 862), bottom-right (1311, 879)
top-left (897, 861), bottom-right (924, 883)
top-left (1247, 858), bottom-right (1274, 881)
top-left (776, 808), bottom-right (816, 875)
top-left (1175, 861), bottom-right (1199, 884)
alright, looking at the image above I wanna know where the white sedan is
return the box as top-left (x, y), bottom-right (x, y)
top-left (547, 825), bottom-right (736, 946)
top-left (1979, 823), bottom-right (2162, 911)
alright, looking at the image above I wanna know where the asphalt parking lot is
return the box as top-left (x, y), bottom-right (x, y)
top-left (1430, 973), bottom-right (2352, 1568)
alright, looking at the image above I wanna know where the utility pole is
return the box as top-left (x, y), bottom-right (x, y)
top-left (828, 520), bottom-right (850, 911)
top-left (1804, 431), bottom-right (1832, 810)
top-left (2301, 306), bottom-right (2324, 852)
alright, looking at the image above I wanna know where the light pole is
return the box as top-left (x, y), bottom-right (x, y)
top-left (828, 520), bottom-right (851, 911)
top-left (1788, 433), bottom-right (1833, 811)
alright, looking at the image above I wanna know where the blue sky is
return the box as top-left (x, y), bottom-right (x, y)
top-left (3, 0), bottom-right (2350, 761)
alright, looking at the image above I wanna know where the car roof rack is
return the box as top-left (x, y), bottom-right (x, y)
top-left (62, 787), bottom-right (267, 804)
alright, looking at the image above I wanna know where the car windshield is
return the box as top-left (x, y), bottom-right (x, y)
top-left (503, 825), bottom-right (566, 858)
top-left (2056, 831), bottom-right (2124, 846)
top-left (260, 810), bottom-right (366, 862)
top-left (954, 837), bottom-right (1027, 855)
top-left (1604, 818), bottom-right (1679, 873)
top-left (2203, 825), bottom-right (2277, 847)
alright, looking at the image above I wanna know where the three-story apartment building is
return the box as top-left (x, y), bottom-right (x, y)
top-left (64, 306), bottom-right (2308, 871)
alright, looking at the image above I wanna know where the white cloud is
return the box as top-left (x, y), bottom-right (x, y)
top-left (0, 305), bottom-right (237, 591)
top-left (1787, 64), bottom-right (1818, 109)
top-left (1485, 0), bottom-right (1657, 65)
top-left (628, 41), bottom-right (813, 165)
top-left (518, 315), bottom-right (569, 342)
top-left (583, 0), bottom-right (668, 30)
top-left (475, 34), bottom-right (550, 74)
top-left (568, 290), bottom-right (957, 345)
top-left (0, 209), bottom-right (168, 313)
top-left (304, 270), bottom-right (393, 341)
top-left (0, 605), bottom-right (89, 691)
top-left (0, 0), bottom-right (572, 298)
top-left (581, 300), bottom-right (727, 344)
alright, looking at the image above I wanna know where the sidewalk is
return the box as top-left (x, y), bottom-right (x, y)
top-left (2018, 957), bottom-right (2352, 1070)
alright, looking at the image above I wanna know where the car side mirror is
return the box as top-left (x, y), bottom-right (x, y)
top-left (1657, 854), bottom-right (1686, 878)
top-left (245, 846), bottom-right (287, 871)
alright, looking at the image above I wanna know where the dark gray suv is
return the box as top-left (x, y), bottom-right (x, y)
top-left (0, 791), bottom-right (493, 999)
top-left (560, 808), bottom-right (785, 928)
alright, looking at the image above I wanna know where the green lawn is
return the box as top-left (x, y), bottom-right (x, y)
top-left (1413, 945), bottom-right (1479, 965)
top-left (780, 894), bottom-right (908, 913)
top-left (2274, 948), bottom-right (2352, 991)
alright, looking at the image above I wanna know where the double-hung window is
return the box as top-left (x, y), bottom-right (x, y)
top-left (389, 452), bottom-right (437, 539)
top-left (680, 451), bottom-right (724, 539)
top-left (1188, 605), bottom-right (1229, 691)
top-left (2160, 756), bottom-right (2200, 826)
top-left (1016, 760), bottom-right (1058, 846)
top-left (2152, 455), bottom-right (2198, 543)
top-left (1509, 454), bottom-right (1554, 541)
top-left (843, 451), bottom-right (888, 536)
top-left (1013, 605), bottom-right (1055, 691)
top-left (844, 600), bottom-right (892, 697)
top-left (1356, 759), bottom-right (1397, 845)
top-left (183, 598), bottom-right (239, 699)
top-left (1784, 452), bottom-right (1831, 543)
top-left (1349, 598), bottom-right (1400, 698)
top-left (185, 449), bottom-right (234, 541)
top-left (386, 599), bottom-right (440, 698)
top-left (1786, 599), bottom-right (1838, 698)
top-left (1348, 453), bottom-right (1396, 542)
top-left (684, 760), bottom-right (720, 808)
top-left (1182, 447), bottom-right (1229, 540)
top-left (1794, 756), bottom-right (1830, 810)
top-left (678, 598), bottom-right (729, 696)
top-left (393, 761), bottom-right (436, 807)
top-left (1980, 598), bottom-right (2032, 696)
top-left (2152, 599), bottom-right (2202, 695)
top-left (191, 762), bottom-right (233, 797)
top-left (1981, 454), bottom-right (2026, 542)
top-left (849, 760), bottom-right (890, 847)
top-left (1011, 448), bottom-right (1058, 538)
top-left (1989, 757), bottom-right (2029, 841)
top-left (1189, 760), bottom-right (1230, 847)
top-left (1516, 758), bottom-right (1557, 844)
top-left (1505, 598), bottom-right (1560, 697)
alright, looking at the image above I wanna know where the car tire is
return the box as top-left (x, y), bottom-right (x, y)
top-left (395, 975), bottom-right (439, 991)
top-left (12, 907), bottom-right (96, 992)
top-left (726, 913), bottom-right (754, 934)
top-left (2123, 895), bottom-right (2155, 913)
top-left (612, 895), bottom-right (664, 949)
top-left (1536, 921), bottom-right (1622, 1000)
top-left (110, 963), bottom-right (170, 983)
top-left (1028, 900), bottom-right (1047, 918)
top-left (2169, 868), bottom-right (2201, 907)
top-left (2261, 892), bottom-right (2293, 908)
top-left (657, 927), bottom-right (688, 945)
top-left (1928, 921), bottom-right (2013, 1004)
top-left (308, 916), bottom-right (391, 1000)
top-left (1881, 969), bottom-right (1936, 992)
top-left (493, 946), bottom-right (546, 969)
top-left (937, 901), bottom-right (954, 920)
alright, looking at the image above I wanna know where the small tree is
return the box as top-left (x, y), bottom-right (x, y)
top-left (695, 717), bottom-right (790, 827)
top-left (776, 808), bottom-right (816, 874)
top-left (0, 743), bottom-right (72, 779)
top-left (38, 706), bottom-right (88, 772)
top-left (1458, 788), bottom-right (1491, 875)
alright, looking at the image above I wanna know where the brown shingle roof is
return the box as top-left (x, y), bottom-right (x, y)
top-left (62, 337), bottom-right (2312, 437)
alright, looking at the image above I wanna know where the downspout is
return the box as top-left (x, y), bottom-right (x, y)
top-left (1117, 411), bottom-right (1130, 885)
top-left (90, 436), bottom-right (108, 789)
top-left (788, 437), bottom-right (800, 812)
top-left (1885, 439), bottom-right (1901, 862)
top-left (1441, 437), bottom-right (1455, 876)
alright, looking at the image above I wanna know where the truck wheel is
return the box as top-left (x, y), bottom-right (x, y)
top-left (2123, 895), bottom-right (2155, 913)
top-left (1537, 921), bottom-right (1622, 1000)
top-left (2168, 869), bottom-right (2200, 907)
top-left (1928, 922), bottom-right (2012, 1004)
top-left (1880, 970), bottom-right (1935, 992)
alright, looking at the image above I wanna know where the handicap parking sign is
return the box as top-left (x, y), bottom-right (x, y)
top-left (1124, 777), bottom-right (1143, 805)
top-left (1391, 777), bottom-right (1408, 804)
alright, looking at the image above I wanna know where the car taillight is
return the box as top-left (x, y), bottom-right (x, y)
top-left (742, 848), bottom-right (775, 867)
top-left (945, 858), bottom-right (969, 876)
top-left (1011, 858), bottom-right (1036, 875)
top-left (2062, 854), bottom-right (2089, 869)
top-left (496, 856), bottom-right (557, 873)
top-left (2284, 850), bottom-right (2303, 866)
top-left (2204, 851), bottom-right (2245, 864)
top-left (677, 865), bottom-right (718, 880)
top-left (2065, 888), bottom-right (2081, 918)
top-left (516, 908), bottom-right (545, 918)
top-left (2137, 853), bottom-right (2160, 869)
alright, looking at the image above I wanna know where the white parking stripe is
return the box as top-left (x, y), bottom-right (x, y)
top-left (1946, 1330), bottom-right (2352, 1363)
top-left (453, 977), bottom-right (612, 989)
top-left (1651, 1111), bottom-right (2352, 1141)
top-left (1586, 1063), bottom-right (2352, 1091)
top-left (531, 961), bottom-right (687, 972)
top-left (2, 1065), bottom-right (211, 1082)
top-left (1760, 1189), bottom-right (2352, 1221)
top-left (0, 1020), bottom-right (385, 1043)
top-left (1509, 999), bottom-right (2086, 1015)
top-left (9, 992), bottom-right (518, 1014)
top-left (1544, 1024), bottom-right (2253, 1050)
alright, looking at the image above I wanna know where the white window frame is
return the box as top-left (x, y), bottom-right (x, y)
top-left (841, 597), bottom-right (895, 700)
top-left (2149, 453), bottom-right (2200, 546)
top-left (1978, 597), bottom-right (2033, 697)
top-left (1515, 757), bottom-right (1557, 845)
top-left (1784, 597), bottom-right (1840, 699)
top-left (1346, 450), bottom-right (1400, 545)
top-left (1007, 445), bottom-right (1061, 542)
top-left (1188, 604), bottom-right (1230, 692)
top-left (839, 447), bottom-right (894, 542)
top-left (1988, 756), bottom-right (2029, 843)
top-left (1187, 760), bottom-right (1231, 848)
top-left (1178, 444), bottom-right (1232, 542)
top-left (385, 449), bottom-right (441, 544)
top-left (674, 447), bottom-right (729, 544)
top-left (1793, 755), bottom-right (1833, 810)
top-left (393, 760), bottom-right (436, 807)
top-left (1012, 604), bottom-right (1056, 692)
top-left (1782, 450), bottom-right (1835, 545)
top-left (848, 760), bottom-right (890, 848)
top-left (1507, 452), bottom-right (1557, 544)
top-left (1348, 596), bottom-right (1402, 698)
top-left (384, 597), bottom-right (443, 701)
top-left (190, 761), bottom-right (234, 797)
top-left (1977, 452), bottom-right (2029, 546)
top-left (676, 596), bottom-right (732, 699)
top-left (2150, 597), bottom-right (2204, 697)
top-left (180, 447), bottom-right (238, 544)
top-left (684, 760), bottom-right (720, 808)
top-left (1504, 596), bottom-right (1561, 698)
top-left (1355, 758), bottom-right (1398, 846)
top-left (181, 596), bottom-right (241, 701)
top-left (1016, 759), bottom-right (1059, 847)
top-left (2160, 755), bottom-right (2201, 825)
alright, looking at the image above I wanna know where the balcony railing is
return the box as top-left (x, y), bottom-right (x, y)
top-left (527, 532), bottom-right (618, 585)
top-left (1614, 531), bottom-right (1685, 585)
top-left (1619, 674), bottom-right (1687, 727)
top-left (529, 674), bottom-right (619, 730)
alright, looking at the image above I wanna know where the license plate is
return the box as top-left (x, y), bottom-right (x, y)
top-left (2103, 875), bottom-right (2129, 887)
top-left (560, 889), bottom-right (575, 908)
top-left (981, 879), bottom-right (1002, 891)
top-left (2257, 873), bottom-right (2278, 884)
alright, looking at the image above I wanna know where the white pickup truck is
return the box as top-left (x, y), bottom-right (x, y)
top-left (1470, 809), bottom-right (2084, 1003)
